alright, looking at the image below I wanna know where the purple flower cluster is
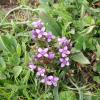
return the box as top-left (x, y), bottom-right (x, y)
top-left (28, 63), bottom-right (59, 87)
top-left (36, 48), bottom-right (55, 60)
top-left (29, 64), bottom-right (46, 77)
top-left (32, 20), bottom-right (55, 42)
top-left (47, 32), bottom-right (55, 42)
top-left (36, 67), bottom-right (46, 77)
top-left (37, 48), bottom-right (49, 58)
top-left (59, 46), bottom-right (70, 57)
top-left (48, 52), bottom-right (55, 59)
top-left (29, 20), bottom-right (72, 87)
top-left (41, 75), bottom-right (59, 87)
top-left (58, 37), bottom-right (72, 68)
top-left (29, 63), bottom-right (36, 71)
top-left (58, 37), bottom-right (71, 46)
top-left (32, 20), bottom-right (44, 29)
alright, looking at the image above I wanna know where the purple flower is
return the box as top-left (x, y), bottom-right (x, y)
top-left (32, 20), bottom-right (44, 29)
top-left (46, 32), bottom-right (55, 42)
top-left (32, 30), bottom-right (37, 39)
top-left (36, 67), bottom-right (46, 77)
top-left (48, 52), bottom-right (55, 59)
top-left (41, 75), bottom-right (59, 87)
top-left (32, 27), bottom-right (47, 39)
top-left (29, 63), bottom-right (36, 71)
top-left (58, 37), bottom-right (70, 46)
top-left (60, 57), bottom-right (70, 67)
top-left (47, 76), bottom-right (59, 86)
top-left (59, 46), bottom-right (70, 57)
top-left (37, 48), bottom-right (49, 58)
top-left (35, 27), bottom-right (47, 39)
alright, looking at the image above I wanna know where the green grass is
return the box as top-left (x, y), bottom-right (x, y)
top-left (0, 0), bottom-right (100, 100)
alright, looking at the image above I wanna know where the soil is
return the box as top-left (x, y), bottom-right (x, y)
top-left (0, 0), bottom-right (39, 6)
top-left (0, 0), bottom-right (17, 6)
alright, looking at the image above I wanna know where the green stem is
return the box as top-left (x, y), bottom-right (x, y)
top-left (69, 79), bottom-right (83, 100)
top-left (53, 86), bottom-right (59, 100)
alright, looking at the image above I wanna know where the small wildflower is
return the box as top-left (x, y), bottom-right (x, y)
top-left (29, 63), bottom-right (36, 71)
top-left (41, 75), bottom-right (59, 87)
top-left (35, 27), bottom-right (46, 39)
top-left (58, 37), bottom-right (70, 46)
top-left (48, 52), bottom-right (55, 59)
top-left (32, 20), bottom-right (44, 29)
top-left (37, 48), bottom-right (49, 58)
top-left (60, 57), bottom-right (70, 67)
top-left (32, 30), bottom-right (37, 39)
top-left (46, 32), bottom-right (55, 42)
top-left (32, 27), bottom-right (46, 39)
top-left (36, 67), bottom-right (46, 77)
top-left (59, 46), bottom-right (70, 57)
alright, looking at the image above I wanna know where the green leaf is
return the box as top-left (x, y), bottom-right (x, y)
top-left (38, 93), bottom-right (52, 100)
top-left (93, 76), bottom-right (100, 83)
top-left (0, 57), bottom-right (6, 70)
top-left (0, 36), bottom-right (8, 51)
top-left (22, 42), bottom-right (26, 52)
top-left (75, 35), bottom-right (86, 50)
top-left (59, 91), bottom-right (77, 100)
top-left (40, 0), bottom-right (49, 4)
top-left (40, 13), bottom-right (61, 36)
top-left (16, 43), bottom-right (21, 57)
top-left (22, 70), bottom-right (30, 84)
top-left (96, 63), bottom-right (100, 73)
top-left (82, 16), bottom-right (95, 27)
top-left (96, 42), bottom-right (100, 58)
top-left (24, 51), bottom-right (30, 65)
top-left (13, 66), bottom-right (22, 78)
top-left (8, 53), bottom-right (20, 66)
top-left (0, 72), bottom-right (6, 80)
top-left (0, 35), bottom-right (17, 53)
top-left (71, 52), bottom-right (90, 64)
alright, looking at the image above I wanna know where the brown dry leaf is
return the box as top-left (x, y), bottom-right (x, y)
top-left (94, 2), bottom-right (100, 7)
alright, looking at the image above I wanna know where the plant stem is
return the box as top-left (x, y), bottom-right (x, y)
top-left (70, 79), bottom-right (83, 100)
top-left (53, 86), bottom-right (59, 100)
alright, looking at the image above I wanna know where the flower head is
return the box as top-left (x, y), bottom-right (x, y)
top-left (29, 63), bottom-right (36, 71)
top-left (41, 75), bottom-right (59, 87)
top-left (60, 57), bottom-right (70, 67)
top-left (32, 20), bottom-right (44, 29)
top-left (48, 52), bottom-right (55, 59)
top-left (58, 37), bottom-right (70, 46)
top-left (36, 67), bottom-right (46, 77)
top-left (32, 30), bottom-right (37, 39)
top-left (46, 32), bottom-right (55, 42)
top-left (32, 27), bottom-right (48, 39)
top-left (59, 46), bottom-right (70, 57)
top-left (37, 48), bottom-right (49, 58)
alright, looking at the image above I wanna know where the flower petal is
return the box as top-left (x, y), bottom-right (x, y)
top-left (47, 76), bottom-right (53, 80)
top-left (44, 53), bottom-right (48, 57)
top-left (37, 54), bottom-right (42, 58)
top-left (61, 63), bottom-right (65, 67)
top-left (38, 48), bottom-right (42, 52)
top-left (59, 49), bottom-right (63, 53)
top-left (62, 53), bottom-right (67, 57)
top-left (46, 81), bottom-right (52, 85)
